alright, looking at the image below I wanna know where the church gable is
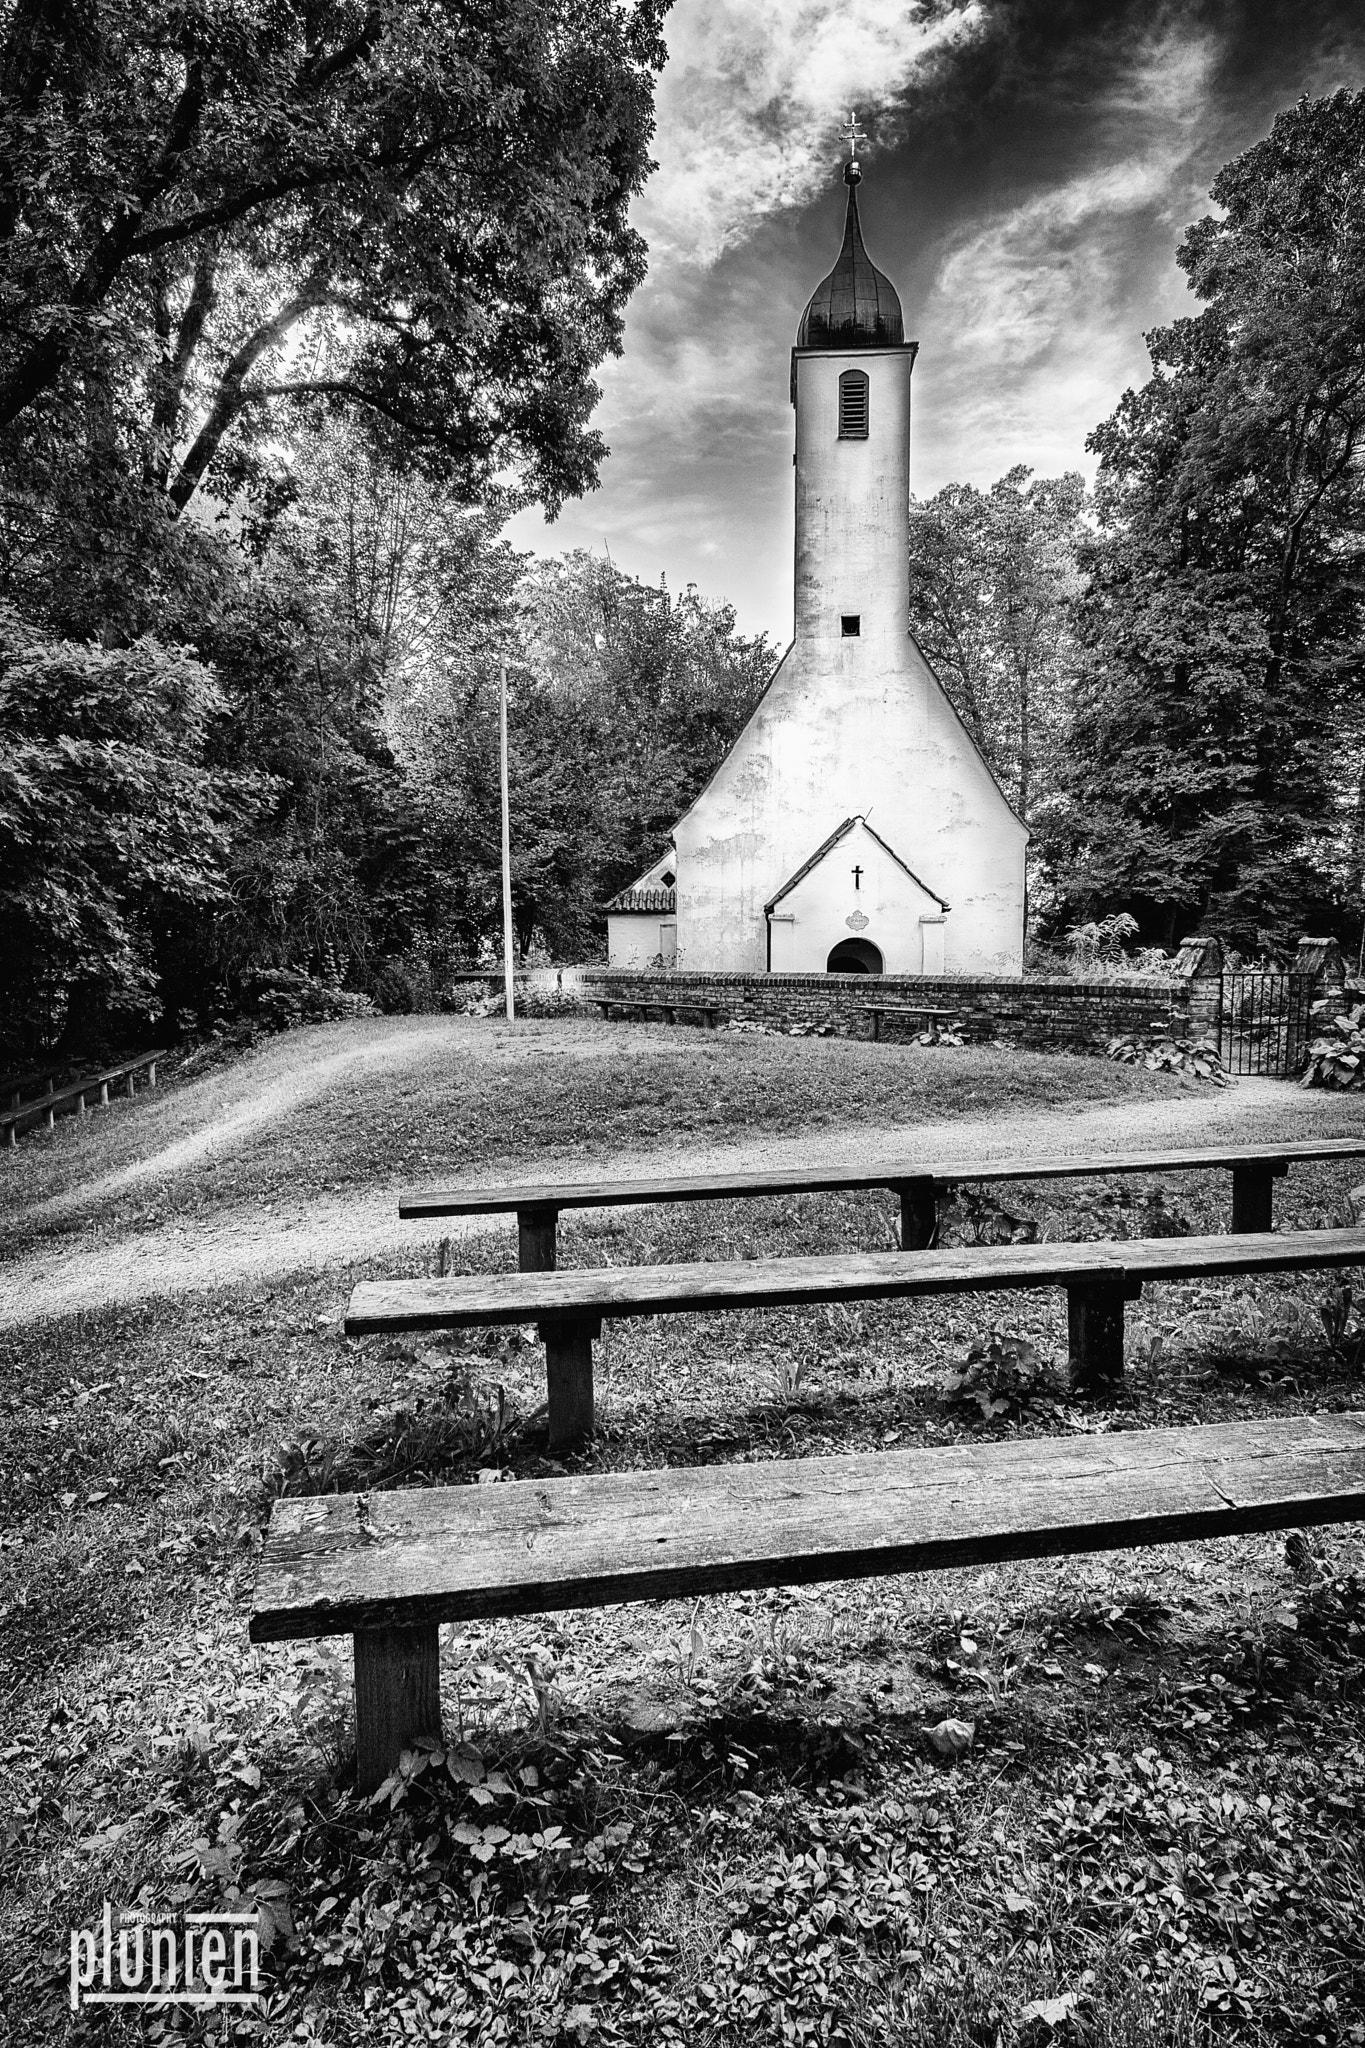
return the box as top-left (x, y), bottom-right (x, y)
top-left (765, 816), bottom-right (948, 975)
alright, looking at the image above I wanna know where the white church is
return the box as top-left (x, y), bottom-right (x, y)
top-left (606, 152), bottom-right (1026, 977)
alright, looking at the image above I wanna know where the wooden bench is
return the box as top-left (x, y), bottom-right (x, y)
top-left (398, 1139), bottom-right (1365, 1272)
top-left (862, 1003), bottom-right (959, 1042)
top-left (1, 1064), bottom-right (63, 1112)
top-left (348, 1224), bottom-right (1365, 1451)
top-left (251, 1411), bottom-right (1365, 1789)
top-left (590, 996), bottom-right (722, 1030)
top-left (1, 1049), bottom-right (165, 1147)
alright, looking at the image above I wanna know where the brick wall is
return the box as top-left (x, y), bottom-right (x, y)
top-left (580, 968), bottom-right (1220, 1050)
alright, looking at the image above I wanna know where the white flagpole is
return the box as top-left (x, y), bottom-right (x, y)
top-left (499, 650), bottom-right (515, 1022)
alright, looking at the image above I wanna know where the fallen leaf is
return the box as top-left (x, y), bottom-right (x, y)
top-left (923, 1717), bottom-right (975, 1758)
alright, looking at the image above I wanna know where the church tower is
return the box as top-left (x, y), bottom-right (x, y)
top-left (606, 140), bottom-right (1027, 978)
top-left (792, 154), bottom-right (917, 659)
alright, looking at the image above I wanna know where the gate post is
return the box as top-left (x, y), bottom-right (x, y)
top-left (1293, 937), bottom-right (1346, 1006)
top-left (1172, 935), bottom-right (1224, 1051)
top-left (1292, 938), bottom-right (1346, 1076)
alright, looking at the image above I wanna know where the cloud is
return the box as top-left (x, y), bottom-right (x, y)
top-left (929, 25), bottom-right (1218, 364)
top-left (509, 7), bottom-right (1364, 640)
top-left (638, 0), bottom-right (984, 266)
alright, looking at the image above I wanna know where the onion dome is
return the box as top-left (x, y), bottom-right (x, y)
top-left (796, 160), bottom-right (904, 349)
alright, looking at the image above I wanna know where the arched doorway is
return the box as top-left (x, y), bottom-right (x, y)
top-left (826, 938), bottom-right (883, 974)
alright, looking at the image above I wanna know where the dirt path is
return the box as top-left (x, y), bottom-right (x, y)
top-left (12, 1018), bottom-right (457, 1232)
top-left (0, 1073), bottom-right (1306, 1330)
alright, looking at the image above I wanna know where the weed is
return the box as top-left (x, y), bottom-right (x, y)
top-left (768, 1350), bottom-right (813, 1409)
top-left (267, 1369), bottom-right (523, 1495)
top-left (942, 1185), bottom-right (1041, 1246)
top-left (1320, 1281), bottom-right (1365, 1371)
top-left (941, 1330), bottom-right (1062, 1420)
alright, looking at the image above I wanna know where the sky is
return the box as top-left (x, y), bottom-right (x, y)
top-left (505, 0), bottom-right (1365, 643)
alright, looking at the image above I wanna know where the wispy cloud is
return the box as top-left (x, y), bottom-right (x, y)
top-left (933, 27), bottom-right (1217, 362)
top-left (638, 0), bottom-right (984, 265)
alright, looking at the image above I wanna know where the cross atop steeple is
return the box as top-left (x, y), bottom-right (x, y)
top-left (843, 110), bottom-right (866, 161)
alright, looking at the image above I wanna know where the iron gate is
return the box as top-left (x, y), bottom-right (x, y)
top-left (1218, 972), bottom-right (1316, 1078)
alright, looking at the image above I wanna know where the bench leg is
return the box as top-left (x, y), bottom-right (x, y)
top-left (354, 1625), bottom-right (442, 1794)
top-left (1231, 1162), bottom-right (1281, 1233)
top-left (895, 1177), bottom-right (938, 1251)
top-left (540, 1316), bottom-right (600, 1453)
top-left (44, 1107), bottom-right (54, 1130)
top-left (148, 1062), bottom-right (157, 1087)
top-left (5, 1123), bottom-right (14, 1148)
top-left (518, 1204), bottom-right (559, 1272)
top-left (1068, 1281), bottom-right (1128, 1396)
top-left (76, 1090), bottom-right (86, 1118)
top-left (99, 1081), bottom-right (109, 1105)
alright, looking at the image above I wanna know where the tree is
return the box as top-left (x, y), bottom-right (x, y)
top-left (906, 466), bottom-right (1086, 823)
top-left (0, 2), bottom-right (673, 1040)
top-left (392, 547), bottom-right (775, 964)
top-left (0, 0), bottom-right (668, 520)
top-left (0, 607), bottom-right (265, 1049)
top-left (1058, 91), bottom-right (1365, 952)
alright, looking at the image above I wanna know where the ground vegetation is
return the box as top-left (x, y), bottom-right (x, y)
top-left (2, 1029), bottom-right (1364, 2044)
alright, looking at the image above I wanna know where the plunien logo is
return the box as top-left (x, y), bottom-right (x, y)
top-left (69, 1904), bottom-right (260, 2010)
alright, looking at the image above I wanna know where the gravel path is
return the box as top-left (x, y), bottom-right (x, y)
top-left (0, 1069), bottom-right (1309, 1330)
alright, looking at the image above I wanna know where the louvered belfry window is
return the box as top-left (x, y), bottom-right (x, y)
top-left (838, 368), bottom-right (869, 439)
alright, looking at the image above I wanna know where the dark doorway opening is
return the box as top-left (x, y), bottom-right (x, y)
top-left (827, 938), bottom-right (883, 973)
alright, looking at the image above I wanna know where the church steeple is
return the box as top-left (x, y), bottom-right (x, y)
top-left (796, 133), bottom-right (904, 349)
top-left (789, 124), bottom-right (917, 650)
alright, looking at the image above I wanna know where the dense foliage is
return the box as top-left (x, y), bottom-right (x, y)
top-left (0, 0), bottom-right (705, 1058)
top-left (907, 466), bottom-right (1086, 827)
top-left (1056, 90), bottom-right (1365, 954)
top-left (0, 0), bottom-right (667, 514)
top-left (3, 52), bottom-right (1365, 1054)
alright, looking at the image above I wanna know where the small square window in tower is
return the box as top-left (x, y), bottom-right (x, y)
top-left (841, 614), bottom-right (860, 637)
top-left (838, 368), bottom-right (869, 439)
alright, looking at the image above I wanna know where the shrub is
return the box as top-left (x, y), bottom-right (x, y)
top-left (515, 984), bottom-right (592, 1020)
top-left (242, 966), bottom-right (376, 1033)
top-left (370, 953), bottom-right (437, 1014)
top-left (1300, 1004), bottom-right (1365, 1090)
top-left (1046, 913), bottom-right (1174, 981)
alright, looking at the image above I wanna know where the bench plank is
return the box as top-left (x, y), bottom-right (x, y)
top-left (397, 1138), bottom-right (1365, 1221)
top-left (251, 1412), bottom-right (1365, 1643)
top-left (347, 1227), bottom-right (1365, 1334)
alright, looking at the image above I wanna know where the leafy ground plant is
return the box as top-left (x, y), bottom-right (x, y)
top-left (1106, 1035), bottom-right (1230, 1084)
top-left (941, 1330), bottom-right (1062, 1419)
top-left (940, 1186), bottom-right (1041, 1245)
top-left (1300, 1004), bottom-right (1365, 1090)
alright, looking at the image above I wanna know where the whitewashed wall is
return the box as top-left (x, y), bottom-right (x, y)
top-left (672, 343), bottom-right (1025, 976)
